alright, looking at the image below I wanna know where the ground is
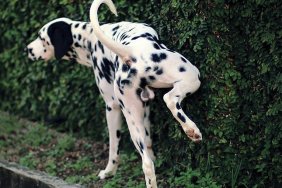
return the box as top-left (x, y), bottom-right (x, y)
top-left (0, 111), bottom-right (220, 188)
top-left (0, 111), bottom-right (147, 188)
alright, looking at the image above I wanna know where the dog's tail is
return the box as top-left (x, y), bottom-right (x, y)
top-left (90, 0), bottom-right (132, 64)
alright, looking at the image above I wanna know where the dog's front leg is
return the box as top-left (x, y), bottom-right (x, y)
top-left (98, 102), bottom-right (122, 179)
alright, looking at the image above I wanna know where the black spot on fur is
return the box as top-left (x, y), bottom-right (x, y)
top-left (82, 23), bottom-right (87, 30)
top-left (131, 36), bottom-right (140, 40)
top-left (87, 41), bottom-right (92, 51)
top-left (116, 77), bottom-right (124, 95)
top-left (155, 68), bottom-right (163, 75)
top-left (112, 160), bottom-right (116, 164)
top-left (122, 64), bottom-right (129, 72)
top-left (153, 43), bottom-right (160, 49)
top-left (97, 41), bottom-right (104, 54)
top-left (128, 68), bottom-right (137, 78)
top-left (151, 53), bottom-right (167, 63)
top-left (122, 41), bottom-right (130, 45)
top-left (181, 57), bottom-right (188, 63)
top-left (149, 75), bottom-right (156, 81)
top-left (145, 128), bottom-right (149, 136)
top-left (177, 112), bottom-right (186, 123)
top-left (137, 141), bottom-right (144, 154)
top-left (120, 33), bottom-right (129, 41)
top-left (145, 67), bottom-right (151, 72)
top-left (136, 88), bottom-right (142, 97)
top-left (92, 56), bottom-right (98, 68)
top-left (74, 23), bottom-right (79, 28)
top-left (176, 102), bottom-right (181, 110)
top-left (118, 99), bottom-right (125, 109)
top-left (112, 25), bottom-right (120, 32)
top-left (160, 53), bottom-right (167, 60)
top-left (116, 130), bottom-right (121, 138)
top-left (131, 57), bottom-right (137, 63)
top-left (106, 105), bottom-right (112, 111)
top-left (179, 67), bottom-right (186, 72)
top-left (74, 42), bottom-right (81, 48)
top-left (139, 141), bottom-right (144, 151)
top-left (94, 44), bottom-right (97, 52)
top-left (121, 79), bottom-right (131, 86)
top-left (151, 54), bottom-right (160, 62)
top-left (78, 34), bottom-right (81, 41)
top-left (140, 77), bottom-right (148, 88)
top-left (101, 58), bottom-right (114, 84)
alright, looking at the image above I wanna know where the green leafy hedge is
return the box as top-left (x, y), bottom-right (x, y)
top-left (0, 0), bottom-right (281, 187)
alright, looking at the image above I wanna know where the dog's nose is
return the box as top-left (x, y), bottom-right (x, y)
top-left (26, 47), bottom-right (34, 55)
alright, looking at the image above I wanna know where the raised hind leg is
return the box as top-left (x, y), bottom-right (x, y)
top-left (163, 80), bottom-right (202, 142)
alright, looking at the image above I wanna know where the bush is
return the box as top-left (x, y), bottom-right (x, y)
top-left (0, 0), bottom-right (281, 187)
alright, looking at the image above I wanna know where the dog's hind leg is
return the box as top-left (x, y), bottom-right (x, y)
top-left (163, 79), bottom-right (202, 142)
top-left (98, 101), bottom-right (122, 179)
top-left (115, 86), bottom-right (158, 188)
top-left (143, 104), bottom-right (156, 161)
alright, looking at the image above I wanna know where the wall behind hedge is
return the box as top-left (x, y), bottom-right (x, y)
top-left (0, 0), bottom-right (281, 187)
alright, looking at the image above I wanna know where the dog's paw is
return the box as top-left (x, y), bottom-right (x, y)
top-left (185, 127), bottom-right (202, 143)
top-left (98, 170), bottom-right (114, 179)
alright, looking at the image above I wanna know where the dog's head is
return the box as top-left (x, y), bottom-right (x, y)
top-left (27, 18), bottom-right (73, 61)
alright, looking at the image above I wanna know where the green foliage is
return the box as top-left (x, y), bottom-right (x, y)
top-left (57, 135), bottom-right (75, 152)
top-left (47, 135), bottom-right (75, 157)
top-left (23, 123), bottom-right (52, 147)
top-left (64, 156), bottom-right (93, 171)
top-left (168, 168), bottom-right (220, 188)
top-left (19, 152), bottom-right (39, 169)
top-left (45, 159), bottom-right (57, 176)
top-left (0, 0), bottom-right (281, 187)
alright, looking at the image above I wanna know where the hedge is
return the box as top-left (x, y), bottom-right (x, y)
top-left (0, 0), bottom-right (281, 187)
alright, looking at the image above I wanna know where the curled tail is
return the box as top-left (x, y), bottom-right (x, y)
top-left (90, 0), bottom-right (132, 64)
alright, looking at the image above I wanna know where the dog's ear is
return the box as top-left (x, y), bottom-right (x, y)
top-left (47, 21), bottom-right (73, 60)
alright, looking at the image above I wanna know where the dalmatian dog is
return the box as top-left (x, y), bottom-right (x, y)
top-left (27, 0), bottom-right (202, 187)
top-left (89, 0), bottom-right (202, 187)
top-left (26, 17), bottom-right (157, 179)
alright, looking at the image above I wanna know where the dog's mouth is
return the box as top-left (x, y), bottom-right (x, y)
top-left (28, 55), bottom-right (44, 61)
top-left (25, 47), bottom-right (46, 61)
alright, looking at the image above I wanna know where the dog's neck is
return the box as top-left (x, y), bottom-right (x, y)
top-left (63, 21), bottom-right (100, 67)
